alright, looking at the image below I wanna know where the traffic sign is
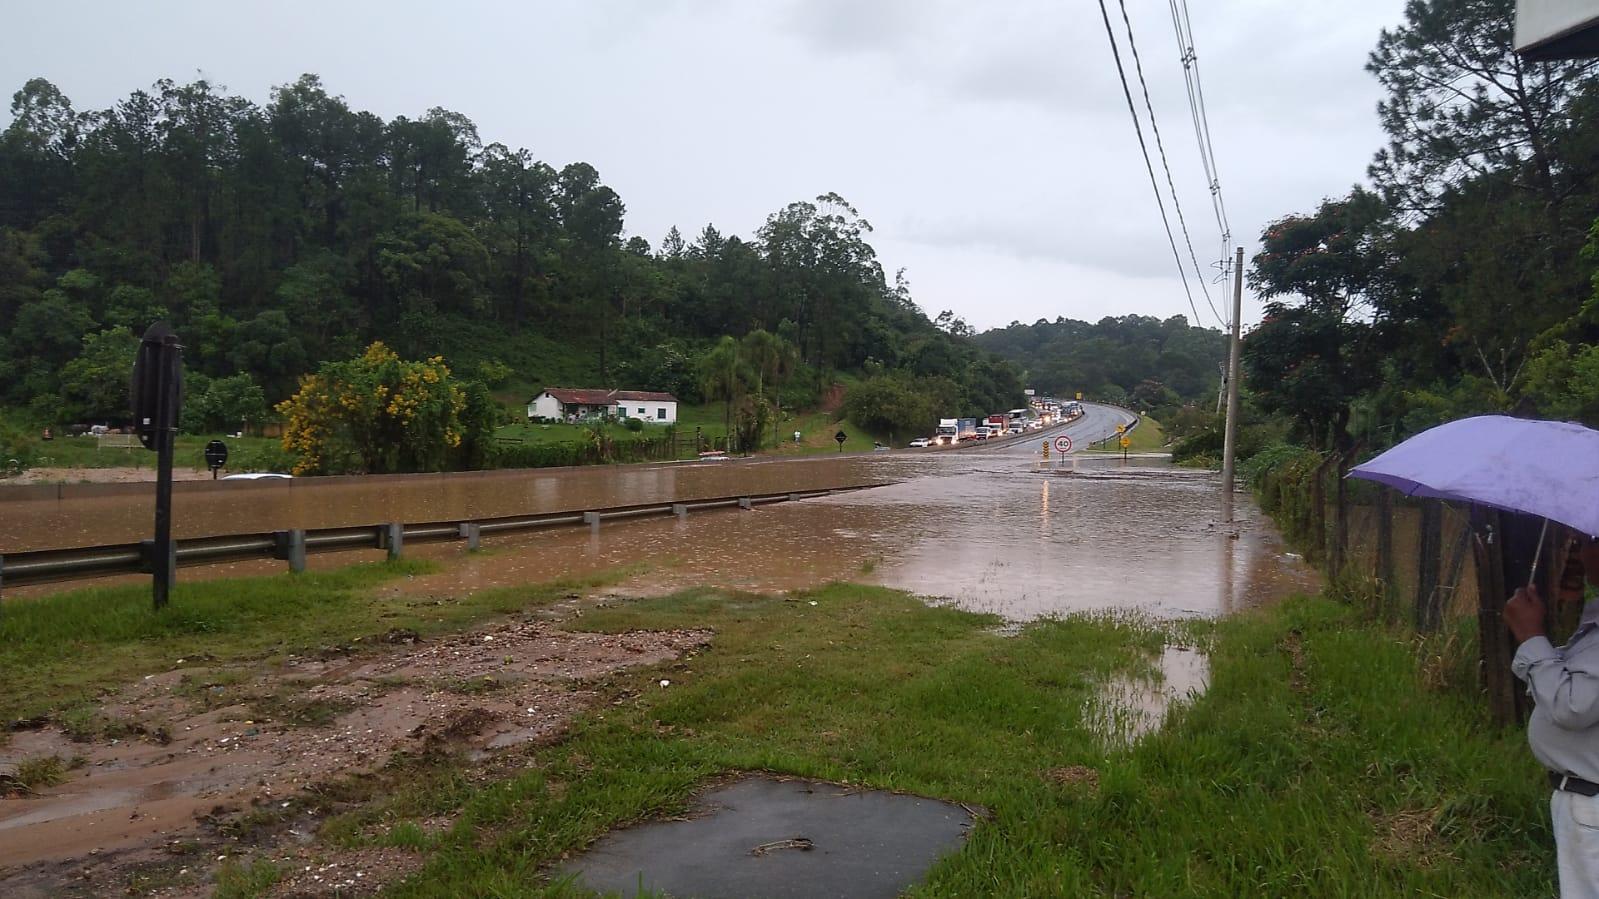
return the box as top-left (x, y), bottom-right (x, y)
top-left (204, 439), bottom-right (229, 476)
top-left (1116, 423), bottom-right (1126, 434)
top-left (834, 430), bottom-right (847, 452)
top-left (1054, 435), bottom-right (1073, 453)
top-left (1120, 436), bottom-right (1132, 449)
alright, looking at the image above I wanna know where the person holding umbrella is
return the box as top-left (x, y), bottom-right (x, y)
top-left (1351, 415), bottom-right (1599, 896)
top-left (1508, 536), bottom-right (1599, 897)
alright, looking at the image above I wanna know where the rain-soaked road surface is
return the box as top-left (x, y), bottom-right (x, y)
top-left (2, 404), bottom-right (1318, 620)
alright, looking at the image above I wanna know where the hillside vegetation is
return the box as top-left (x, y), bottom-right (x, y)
top-left (0, 74), bottom-right (1023, 466)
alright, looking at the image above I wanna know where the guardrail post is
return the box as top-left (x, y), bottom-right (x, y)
top-left (0, 555), bottom-right (5, 612)
top-left (671, 504), bottom-right (688, 519)
top-left (738, 497), bottom-right (753, 510)
top-left (787, 493), bottom-right (801, 502)
top-left (459, 522), bottom-right (481, 551)
top-left (139, 538), bottom-right (177, 588)
top-left (384, 523), bottom-right (404, 561)
top-left (273, 529), bottom-right (307, 573)
top-left (583, 511), bottom-right (601, 533)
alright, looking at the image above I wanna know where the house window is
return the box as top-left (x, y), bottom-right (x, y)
top-left (656, 407), bottom-right (666, 420)
top-left (637, 407), bottom-right (646, 415)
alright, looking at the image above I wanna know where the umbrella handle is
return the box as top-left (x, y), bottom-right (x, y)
top-left (1528, 518), bottom-right (1551, 590)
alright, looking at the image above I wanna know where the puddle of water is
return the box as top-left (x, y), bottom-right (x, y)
top-left (1085, 645), bottom-right (1212, 748)
top-left (559, 776), bottom-right (976, 899)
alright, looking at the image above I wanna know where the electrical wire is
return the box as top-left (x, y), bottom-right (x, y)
top-left (1094, 0), bottom-right (1209, 332)
top-left (1114, 0), bottom-right (1226, 330)
top-left (1170, 0), bottom-right (1233, 298)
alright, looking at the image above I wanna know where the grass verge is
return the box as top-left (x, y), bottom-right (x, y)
top-left (289, 585), bottom-right (1551, 897)
top-left (0, 561), bottom-right (630, 723)
top-left (1083, 415), bottom-right (1167, 454)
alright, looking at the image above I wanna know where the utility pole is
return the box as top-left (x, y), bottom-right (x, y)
top-left (1220, 246), bottom-right (1244, 523)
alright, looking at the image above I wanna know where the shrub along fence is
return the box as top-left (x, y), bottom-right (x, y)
top-left (1252, 446), bottom-right (1582, 727)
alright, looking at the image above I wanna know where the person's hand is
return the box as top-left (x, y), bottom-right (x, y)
top-left (1505, 584), bottom-right (1548, 645)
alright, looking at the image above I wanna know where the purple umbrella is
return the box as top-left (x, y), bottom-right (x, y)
top-left (1349, 415), bottom-right (1599, 541)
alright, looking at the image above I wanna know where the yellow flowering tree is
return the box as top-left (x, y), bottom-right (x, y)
top-left (276, 342), bottom-right (494, 475)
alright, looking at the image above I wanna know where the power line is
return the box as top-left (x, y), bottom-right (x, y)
top-left (1113, 0), bottom-right (1225, 330)
top-left (1170, 0), bottom-right (1233, 291)
top-left (1093, 0), bottom-right (1216, 332)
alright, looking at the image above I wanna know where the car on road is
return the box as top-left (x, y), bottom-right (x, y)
top-left (908, 437), bottom-right (933, 448)
top-left (220, 472), bottom-right (293, 481)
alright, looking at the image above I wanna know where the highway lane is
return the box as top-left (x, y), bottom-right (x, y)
top-left (965, 403), bottom-right (1140, 456)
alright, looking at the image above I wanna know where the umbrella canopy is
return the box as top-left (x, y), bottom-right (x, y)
top-left (1349, 415), bottom-right (1599, 538)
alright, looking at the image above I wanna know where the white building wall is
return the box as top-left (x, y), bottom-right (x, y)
top-left (528, 394), bottom-right (564, 419)
top-left (617, 401), bottom-right (677, 424)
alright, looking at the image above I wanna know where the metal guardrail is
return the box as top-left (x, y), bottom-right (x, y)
top-left (0, 485), bottom-right (884, 593)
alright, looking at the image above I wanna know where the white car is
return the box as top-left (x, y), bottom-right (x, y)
top-left (220, 472), bottom-right (294, 481)
top-left (908, 437), bottom-right (933, 448)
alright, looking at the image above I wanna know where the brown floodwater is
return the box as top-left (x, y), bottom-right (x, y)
top-left (4, 448), bottom-right (1319, 621)
top-left (0, 455), bottom-right (899, 553)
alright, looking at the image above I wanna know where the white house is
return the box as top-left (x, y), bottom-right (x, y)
top-left (611, 390), bottom-right (678, 424)
top-left (526, 388), bottom-right (678, 424)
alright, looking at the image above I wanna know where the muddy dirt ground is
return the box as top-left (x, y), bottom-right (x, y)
top-left (0, 598), bottom-right (710, 897)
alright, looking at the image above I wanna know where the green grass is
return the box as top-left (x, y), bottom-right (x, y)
top-left (291, 586), bottom-right (1549, 897)
top-left (10, 560), bottom-right (1552, 895)
top-left (492, 401), bottom-right (888, 459)
top-left (0, 561), bottom-right (632, 723)
top-left (1084, 415), bottom-right (1167, 454)
top-left (18, 432), bottom-right (287, 472)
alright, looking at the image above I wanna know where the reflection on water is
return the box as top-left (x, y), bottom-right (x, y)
top-left (0, 455), bottom-right (919, 553)
top-left (388, 456), bottom-right (1319, 622)
top-left (7, 453), bottom-right (1321, 623)
top-left (1086, 645), bottom-right (1212, 748)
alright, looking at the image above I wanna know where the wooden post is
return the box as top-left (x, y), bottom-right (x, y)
top-left (1473, 507), bottom-right (1558, 726)
top-left (1415, 503), bottom-right (1443, 631)
top-left (1471, 506), bottom-right (1517, 727)
top-left (1377, 490), bottom-right (1395, 618)
top-left (1331, 455), bottom-right (1349, 579)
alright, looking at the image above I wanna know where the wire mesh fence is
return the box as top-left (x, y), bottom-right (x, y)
top-left (1253, 447), bottom-right (1582, 727)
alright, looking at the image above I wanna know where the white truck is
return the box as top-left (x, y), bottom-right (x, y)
top-left (936, 419), bottom-right (960, 446)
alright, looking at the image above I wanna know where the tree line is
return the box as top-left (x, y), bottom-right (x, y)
top-left (0, 73), bottom-right (1024, 443)
top-left (1231, 0), bottom-right (1599, 462)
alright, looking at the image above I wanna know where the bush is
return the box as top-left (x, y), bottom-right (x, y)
top-left (486, 431), bottom-right (675, 470)
top-left (624, 417), bottom-right (645, 432)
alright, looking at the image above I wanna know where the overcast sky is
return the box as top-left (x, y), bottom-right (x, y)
top-left (4, 0), bottom-right (1402, 333)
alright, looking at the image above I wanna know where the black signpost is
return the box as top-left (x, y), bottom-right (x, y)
top-left (204, 440), bottom-right (228, 479)
top-left (131, 322), bottom-right (183, 609)
top-left (834, 430), bottom-right (847, 452)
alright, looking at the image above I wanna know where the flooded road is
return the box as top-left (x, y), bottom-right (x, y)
top-left (3, 404), bottom-right (1317, 620)
top-left (386, 454), bottom-right (1317, 620)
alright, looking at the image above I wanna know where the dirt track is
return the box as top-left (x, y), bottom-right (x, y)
top-left (0, 614), bottom-right (710, 896)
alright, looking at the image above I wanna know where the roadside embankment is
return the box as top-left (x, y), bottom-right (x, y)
top-left (0, 563), bottom-right (1552, 896)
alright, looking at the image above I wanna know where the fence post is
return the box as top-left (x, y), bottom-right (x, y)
top-left (1415, 503), bottom-right (1442, 631)
top-left (1377, 490), bottom-right (1395, 617)
top-left (1330, 459), bottom-right (1348, 579)
top-left (1471, 506), bottom-right (1516, 727)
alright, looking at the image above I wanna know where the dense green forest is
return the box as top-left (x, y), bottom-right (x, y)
top-left (976, 314), bottom-right (1226, 416)
top-left (0, 73), bottom-right (1030, 445)
top-left (1210, 0), bottom-right (1599, 465)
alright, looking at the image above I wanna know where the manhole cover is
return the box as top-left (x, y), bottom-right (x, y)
top-left (558, 775), bottom-right (978, 898)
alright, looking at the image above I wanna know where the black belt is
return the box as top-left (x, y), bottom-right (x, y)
top-left (1550, 772), bottom-right (1599, 796)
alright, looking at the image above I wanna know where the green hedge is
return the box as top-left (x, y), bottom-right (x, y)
top-left (485, 433), bottom-right (677, 470)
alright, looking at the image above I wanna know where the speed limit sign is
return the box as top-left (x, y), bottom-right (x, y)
top-left (1053, 435), bottom-right (1073, 454)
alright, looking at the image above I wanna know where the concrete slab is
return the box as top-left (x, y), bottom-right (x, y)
top-left (558, 776), bottom-right (977, 898)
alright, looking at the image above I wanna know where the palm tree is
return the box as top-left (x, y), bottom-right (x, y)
top-left (698, 336), bottom-right (745, 448)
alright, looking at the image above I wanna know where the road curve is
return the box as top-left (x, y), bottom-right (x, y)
top-left (965, 403), bottom-right (1140, 456)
